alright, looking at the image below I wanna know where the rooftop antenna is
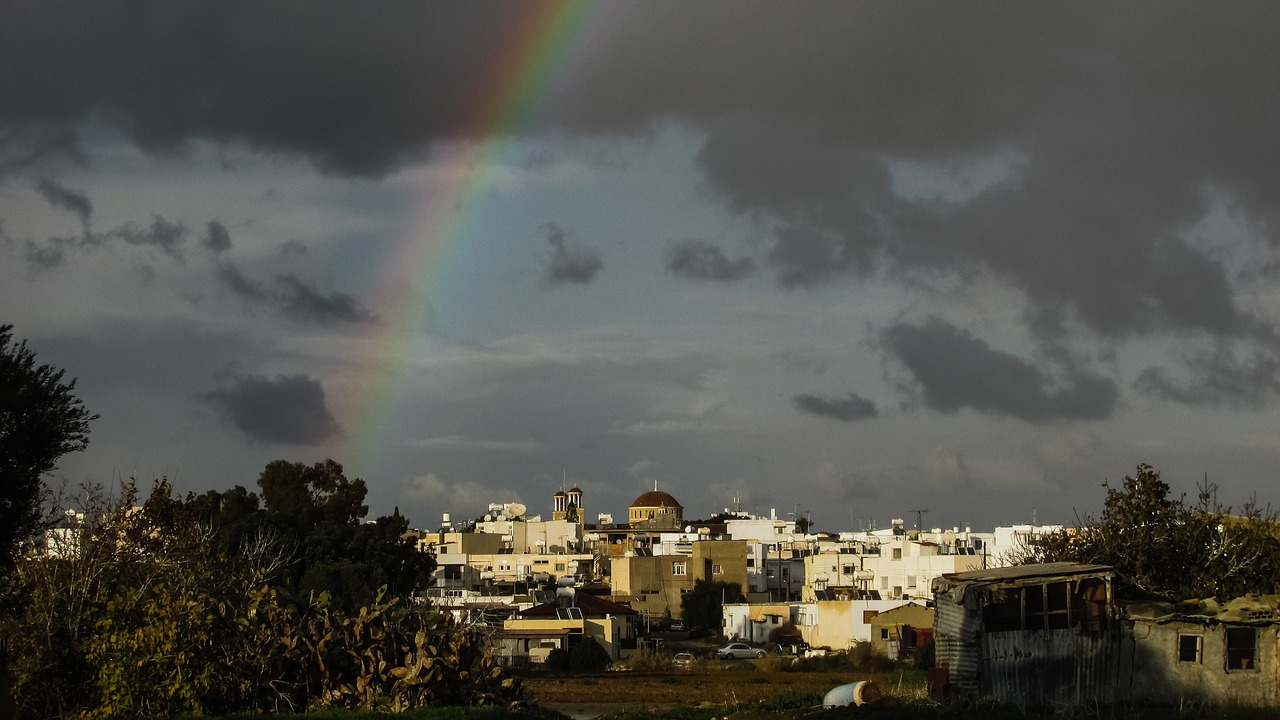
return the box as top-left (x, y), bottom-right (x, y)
top-left (910, 509), bottom-right (929, 531)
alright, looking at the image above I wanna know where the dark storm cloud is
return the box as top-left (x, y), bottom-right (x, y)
top-left (1133, 346), bottom-right (1280, 410)
top-left (214, 261), bottom-right (269, 301)
top-left (793, 392), bottom-right (878, 422)
top-left (275, 274), bottom-right (378, 325)
top-left (2, 3), bottom-right (1277, 339)
top-left (200, 373), bottom-right (340, 445)
top-left (541, 223), bottom-right (603, 286)
top-left (116, 215), bottom-right (186, 256)
top-left (882, 318), bottom-right (1119, 423)
top-left (665, 240), bottom-right (756, 283)
top-left (202, 220), bottom-right (232, 254)
top-left (34, 178), bottom-right (92, 228)
top-left (214, 260), bottom-right (378, 325)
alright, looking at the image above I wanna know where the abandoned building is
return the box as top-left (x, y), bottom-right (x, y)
top-left (932, 562), bottom-right (1118, 706)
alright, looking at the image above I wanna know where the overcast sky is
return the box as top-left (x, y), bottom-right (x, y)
top-left (3, 2), bottom-right (1279, 532)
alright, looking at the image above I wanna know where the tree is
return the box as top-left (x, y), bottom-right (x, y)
top-left (254, 459), bottom-right (433, 610)
top-left (1019, 463), bottom-right (1280, 600)
top-left (0, 324), bottom-right (96, 576)
top-left (567, 637), bottom-right (611, 673)
top-left (680, 579), bottom-right (744, 635)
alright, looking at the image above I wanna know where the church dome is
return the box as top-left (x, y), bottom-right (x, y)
top-left (630, 490), bottom-right (682, 509)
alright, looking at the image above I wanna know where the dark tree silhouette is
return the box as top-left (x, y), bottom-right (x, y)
top-left (0, 324), bottom-right (96, 576)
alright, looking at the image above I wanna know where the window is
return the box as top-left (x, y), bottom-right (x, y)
top-left (555, 563), bottom-right (565, 571)
top-left (880, 577), bottom-right (889, 590)
top-left (1178, 634), bottom-right (1202, 664)
top-left (907, 575), bottom-right (917, 589)
top-left (842, 564), bottom-right (855, 575)
top-left (863, 610), bottom-right (879, 624)
top-left (893, 586), bottom-right (902, 598)
top-left (712, 564), bottom-right (723, 575)
top-left (1226, 627), bottom-right (1258, 671)
top-left (880, 628), bottom-right (890, 640)
top-left (892, 548), bottom-right (903, 560)
top-left (747, 558), bottom-right (756, 568)
top-left (672, 561), bottom-right (687, 576)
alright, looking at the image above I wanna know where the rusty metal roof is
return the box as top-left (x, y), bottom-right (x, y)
top-left (940, 562), bottom-right (1111, 585)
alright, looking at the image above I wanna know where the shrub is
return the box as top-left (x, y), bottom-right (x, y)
top-left (757, 689), bottom-right (822, 710)
top-left (848, 641), bottom-right (897, 672)
top-left (568, 637), bottom-right (611, 673)
top-left (544, 648), bottom-right (569, 673)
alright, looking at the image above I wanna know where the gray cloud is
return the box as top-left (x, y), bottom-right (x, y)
top-left (21, 238), bottom-right (67, 272)
top-left (1134, 346), bottom-right (1280, 410)
top-left (665, 240), bottom-right (756, 283)
top-left (541, 223), bottom-right (603, 286)
top-left (882, 318), bottom-right (1119, 423)
top-left (793, 392), bottom-right (878, 422)
top-left (200, 373), bottom-right (340, 445)
top-left (214, 261), bottom-right (269, 301)
top-left (116, 215), bottom-right (186, 256)
top-left (202, 220), bottom-right (232, 253)
top-left (2, 5), bottom-right (1275, 340)
top-left (212, 261), bottom-right (377, 325)
top-left (275, 274), bottom-right (379, 325)
top-left (34, 178), bottom-right (92, 229)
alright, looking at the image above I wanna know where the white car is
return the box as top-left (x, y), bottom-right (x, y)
top-left (717, 642), bottom-right (765, 659)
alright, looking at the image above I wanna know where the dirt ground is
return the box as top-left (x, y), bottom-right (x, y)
top-left (523, 668), bottom-right (903, 707)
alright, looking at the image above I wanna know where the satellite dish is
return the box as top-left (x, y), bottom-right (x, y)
top-left (506, 502), bottom-right (527, 518)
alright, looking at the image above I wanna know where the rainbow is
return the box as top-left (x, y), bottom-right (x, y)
top-left (334, 1), bottom-right (615, 481)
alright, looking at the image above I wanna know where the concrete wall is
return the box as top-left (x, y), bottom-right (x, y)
top-left (1126, 620), bottom-right (1280, 707)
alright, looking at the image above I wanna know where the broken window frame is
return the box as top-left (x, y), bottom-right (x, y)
top-left (1225, 626), bottom-right (1259, 672)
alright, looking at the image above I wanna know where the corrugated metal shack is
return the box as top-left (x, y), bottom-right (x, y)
top-left (932, 562), bottom-right (1118, 707)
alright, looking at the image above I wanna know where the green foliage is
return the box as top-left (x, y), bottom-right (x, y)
top-left (3, 479), bottom-right (519, 720)
top-left (0, 324), bottom-right (96, 577)
top-left (567, 637), bottom-right (611, 673)
top-left (247, 592), bottom-right (524, 712)
top-left (756, 689), bottom-right (821, 710)
top-left (679, 579), bottom-right (744, 634)
top-left (1018, 463), bottom-right (1280, 600)
top-left (543, 648), bottom-right (569, 673)
top-left (247, 460), bottom-right (434, 611)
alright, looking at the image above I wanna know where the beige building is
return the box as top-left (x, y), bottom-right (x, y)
top-left (610, 539), bottom-right (748, 624)
top-left (868, 601), bottom-right (933, 660)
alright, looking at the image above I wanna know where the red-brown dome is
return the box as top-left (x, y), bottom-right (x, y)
top-left (568, 486), bottom-right (583, 494)
top-left (630, 490), bottom-right (682, 509)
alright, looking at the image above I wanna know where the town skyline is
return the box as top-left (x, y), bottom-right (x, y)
top-left (3, 2), bottom-right (1279, 531)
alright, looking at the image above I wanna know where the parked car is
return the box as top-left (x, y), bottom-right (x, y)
top-left (672, 652), bottom-right (695, 668)
top-left (669, 620), bottom-right (686, 631)
top-left (717, 642), bottom-right (765, 659)
top-left (775, 635), bottom-right (810, 653)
